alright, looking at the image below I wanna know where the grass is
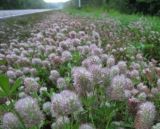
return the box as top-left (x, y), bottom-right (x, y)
top-left (65, 7), bottom-right (160, 31)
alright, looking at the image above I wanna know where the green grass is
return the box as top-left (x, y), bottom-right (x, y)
top-left (65, 7), bottom-right (160, 30)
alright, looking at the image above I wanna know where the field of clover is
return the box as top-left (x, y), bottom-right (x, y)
top-left (0, 12), bottom-right (160, 129)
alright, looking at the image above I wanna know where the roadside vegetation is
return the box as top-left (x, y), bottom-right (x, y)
top-left (69, 0), bottom-right (160, 16)
top-left (0, 1), bottom-right (160, 129)
top-left (0, 11), bottom-right (54, 43)
top-left (65, 7), bottom-right (160, 60)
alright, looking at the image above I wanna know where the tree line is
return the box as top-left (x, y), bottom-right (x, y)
top-left (0, 0), bottom-right (45, 9)
top-left (72, 0), bottom-right (160, 15)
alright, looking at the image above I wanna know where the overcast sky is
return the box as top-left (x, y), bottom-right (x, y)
top-left (44, 0), bottom-right (70, 3)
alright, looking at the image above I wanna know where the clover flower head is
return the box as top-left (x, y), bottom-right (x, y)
top-left (88, 64), bottom-right (102, 84)
top-left (90, 24), bottom-right (96, 30)
top-left (56, 33), bottom-right (65, 41)
top-left (118, 61), bottom-right (127, 74)
top-left (43, 102), bottom-right (51, 114)
top-left (100, 54), bottom-right (108, 64)
top-left (24, 77), bottom-right (39, 93)
top-left (90, 44), bottom-right (103, 56)
top-left (135, 102), bottom-right (156, 129)
top-left (137, 92), bottom-right (147, 101)
top-left (62, 51), bottom-right (72, 61)
top-left (136, 53), bottom-right (143, 61)
top-left (59, 41), bottom-right (69, 50)
top-left (51, 90), bottom-right (82, 115)
top-left (69, 31), bottom-right (77, 39)
top-left (57, 77), bottom-right (67, 90)
top-left (6, 70), bottom-right (16, 79)
top-left (125, 78), bottom-right (134, 90)
top-left (6, 54), bottom-right (18, 63)
top-left (49, 70), bottom-right (60, 82)
top-left (106, 56), bottom-right (115, 67)
top-left (15, 97), bottom-right (44, 128)
top-left (79, 31), bottom-right (85, 37)
top-left (15, 69), bottom-right (23, 77)
top-left (51, 116), bottom-right (70, 129)
top-left (22, 67), bottom-right (31, 75)
top-left (50, 55), bottom-right (63, 65)
top-left (16, 57), bottom-right (30, 66)
top-left (49, 53), bottom-right (56, 61)
top-left (130, 62), bottom-right (141, 70)
top-left (109, 75), bottom-right (128, 100)
top-left (30, 68), bottom-right (37, 76)
top-left (137, 83), bottom-right (149, 93)
top-left (109, 65), bottom-right (120, 79)
top-left (106, 44), bottom-right (112, 51)
top-left (54, 25), bottom-right (60, 32)
top-left (32, 58), bottom-right (42, 66)
top-left (77, 45), bottom-right (89, 55)
top-left (157, 79), bottom-right (160, 87)
top-left (82, 55), bottom-right (101, 68)
top-left (72, 67), bottom-right (93, 95)
top-left (0, 53), bottom-right (5, 59)
top-left (130, 69), bottom-right (140, 79)
top-left (151, 88), bottom-right (159, 95)
top-left (101, 67), bottom-right (110, 84)
top-left (124, 90), bottom-right (132, 98)
top-left (0, 65), bottom-right (7, 72)
top-left (92, 31), bottom-right (100, 40)
top-left (79, 123), bottom-right (95, 129)
top-left (40, 87), bottom-right (47, 95)
top-left (72, 38), bottom-right (81, 47)
top-left (37, 45), bottom-right (45, 52)
top-left (128, 97), bottom-right (140, 115)
top-left (131, 88), bottom-right (139, 96)
top-left (42, 60), bottom-right (51, 68)
top-left (2, 112), bottom-right (21, 129)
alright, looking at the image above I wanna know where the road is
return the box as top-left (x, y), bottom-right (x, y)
top-left (0, 9), bottom-right (52, 19)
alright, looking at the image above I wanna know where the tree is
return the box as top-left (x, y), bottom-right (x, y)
top-left (0, 0), bottom-right (45, 9)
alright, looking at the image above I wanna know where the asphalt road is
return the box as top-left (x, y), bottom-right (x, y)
top-left (0, 9), bottom-right (52, 19)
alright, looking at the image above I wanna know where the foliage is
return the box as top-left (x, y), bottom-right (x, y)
top-left (70, 0), bottom-right (160, 15)
top-left (0, 74), bottom-right (22, 98)
top-left (0, 0), bottom-right (45, 9)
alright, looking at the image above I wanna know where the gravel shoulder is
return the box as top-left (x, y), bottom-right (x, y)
top-left (0, 9), bottom-right (52, 19)
top-left (0, 10), bottom-right (56, 44)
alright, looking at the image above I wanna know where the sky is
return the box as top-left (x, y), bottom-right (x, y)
top-left (44, 0), bottom-right (70, 3)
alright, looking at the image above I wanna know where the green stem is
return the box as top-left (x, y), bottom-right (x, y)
top-left (89, 107), bottom-right (94, 126)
